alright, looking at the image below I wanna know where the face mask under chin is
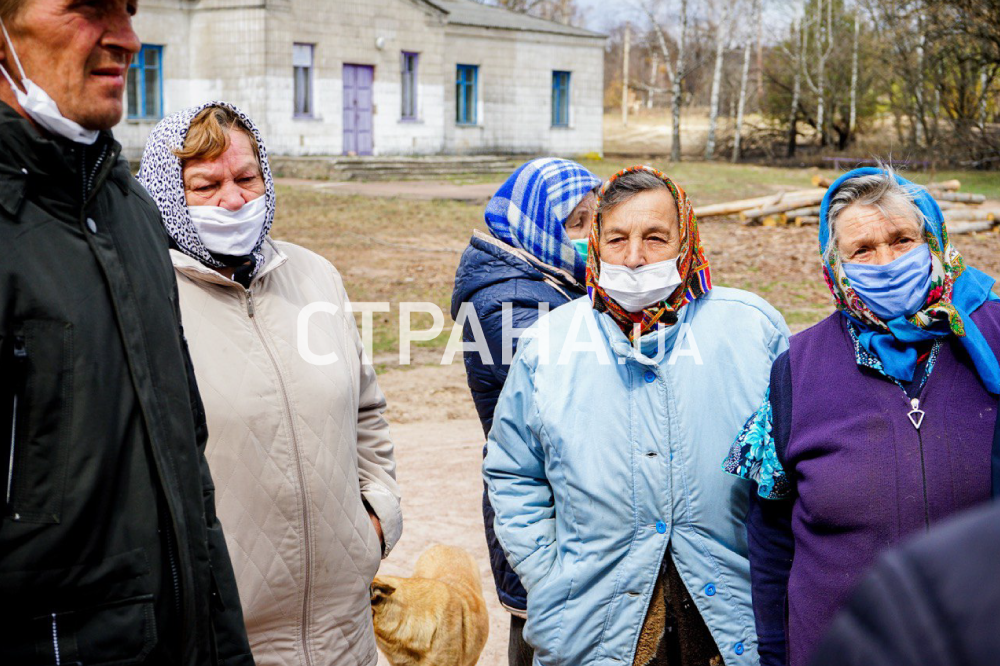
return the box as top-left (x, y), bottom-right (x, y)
top-left (0, 19), bottom-right (100, 145)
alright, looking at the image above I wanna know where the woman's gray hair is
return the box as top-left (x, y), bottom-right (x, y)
top-left (597, 170), bottom-right (670, 219)
top-left (825, 163), bottom-right (926, 263)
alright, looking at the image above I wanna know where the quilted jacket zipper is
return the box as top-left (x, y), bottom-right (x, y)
top-left (244, 288), bottom-right (315, 666)
top-left (7, 336), bottom-right (26, 509)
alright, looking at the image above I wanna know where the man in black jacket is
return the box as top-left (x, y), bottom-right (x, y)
top-left (0, 1), bottom-right (254, 663)
top-left (812, 501), bottom-right (1000, 666)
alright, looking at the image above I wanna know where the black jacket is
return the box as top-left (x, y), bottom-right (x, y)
top-left (450, 231), bottom-right (584, 614)
top-left (0, 102), bottom-right (253, 665)
top-left (811, 501), bottom-right (1000, 666)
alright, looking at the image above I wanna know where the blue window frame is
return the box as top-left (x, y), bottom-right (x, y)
top-left (401, 52), bottom-right (419, 120)
top-left (552, 70), bottom-right (570, 127)
top-left (127, 45), bottom-right (163, 120)
top-left (456, 64), bottom-right (478, 125)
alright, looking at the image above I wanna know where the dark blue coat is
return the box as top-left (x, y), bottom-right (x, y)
top-left (450, 231), bottom-right (584, 613)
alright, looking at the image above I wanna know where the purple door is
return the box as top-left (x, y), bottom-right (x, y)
top-left (343, 64), bottom-right (374, 156)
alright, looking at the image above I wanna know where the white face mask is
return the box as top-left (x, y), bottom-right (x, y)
top-left (188, 195), bottom-right (267, 257)
top-left (598, 257), bottom-right (683, 313)
top-left (0, 19), bottom-right (100, 145)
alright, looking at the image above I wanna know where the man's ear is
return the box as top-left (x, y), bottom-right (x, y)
top-left (370, 579), bottom-right (397, 605)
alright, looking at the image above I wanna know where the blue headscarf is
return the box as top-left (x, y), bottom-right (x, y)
top-left (484, 158), bottom-right (601, 283)
top-left (819, 167), bottom-right (1000, 393)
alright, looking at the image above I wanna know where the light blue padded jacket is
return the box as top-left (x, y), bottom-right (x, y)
top-left (484, 288), bottom-right (789, 666)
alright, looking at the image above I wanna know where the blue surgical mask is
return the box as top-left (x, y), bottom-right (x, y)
top-left (842, 244), bottom-right (933, 321)
top-left (571, 238), bottom-right (589, 259)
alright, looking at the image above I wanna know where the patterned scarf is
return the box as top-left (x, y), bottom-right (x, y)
top-left (587, 166), bottom-right (712, 341)
top-left (484, 158), bottom-right (601, 283)
top-left (820, 168), bottom-right (1000, 392)
top-left (137, 101), bottom-right (276, 282)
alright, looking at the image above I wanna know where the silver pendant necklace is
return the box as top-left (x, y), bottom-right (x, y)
top-left (889, 341), bottom-right (942, 431)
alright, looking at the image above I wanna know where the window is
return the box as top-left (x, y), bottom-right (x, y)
top-left (552, 71), bottom-right (571, 127)
top-left (127, 45), bottom-right (163, 120)
top-left (401, 52), bottom-right (418, 120)
top-left (456, 64), bottom-right (478, 125)
top-left (293, 43), bottom-right (315, 118)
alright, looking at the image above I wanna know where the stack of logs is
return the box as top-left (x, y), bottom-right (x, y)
top-left (693, 176), bottom-right (998, 235)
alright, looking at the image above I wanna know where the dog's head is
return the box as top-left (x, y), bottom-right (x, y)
top-left (370, 577), bottom-right (398, 618)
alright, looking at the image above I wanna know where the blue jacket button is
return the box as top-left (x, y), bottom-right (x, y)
top-left (735, 642), bottom-right (745, 656)
top-left (655, 521), bottom-right (667, 534)
top-left (644, 370), bottom-right (656, 383)
top-left (705, 584), bottom-right (716, 596)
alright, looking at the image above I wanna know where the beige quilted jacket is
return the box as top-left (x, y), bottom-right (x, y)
top-left (172, 239), bottom-right (402, 666)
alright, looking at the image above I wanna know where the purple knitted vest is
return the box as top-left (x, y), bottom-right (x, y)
top-left (785, 303), bottom-right (1000, 666)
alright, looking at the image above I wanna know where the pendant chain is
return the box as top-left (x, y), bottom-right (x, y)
top-left (889, 340), bottom-right (942, 430)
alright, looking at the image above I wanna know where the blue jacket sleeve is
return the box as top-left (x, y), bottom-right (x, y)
top-left (482, 339), bottom-right (557, 592)
top-left (749, 351), bottom-right (795, 666)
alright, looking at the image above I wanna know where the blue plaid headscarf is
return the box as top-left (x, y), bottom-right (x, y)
top-left (484, 158), bottom-right (601, 282)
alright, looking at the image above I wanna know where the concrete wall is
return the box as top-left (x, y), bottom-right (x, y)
top-left (442, 25), bottom-right (604, 156)
top-left (115, 0), bottom-right (604, 158)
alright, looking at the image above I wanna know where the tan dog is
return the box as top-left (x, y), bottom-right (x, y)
top-left (371, 544), bottom-right (490, 666)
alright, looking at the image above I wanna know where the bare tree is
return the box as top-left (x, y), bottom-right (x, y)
top-left (732, 0), bottom-right (759, 161)
top-left (672, 0), bottom-right (689, 161)
top-left (779, 15), bottom-right (805, 157)
top-left (704, 1), bottom-right (734, 159)
top-left (800, 0), bottom-right (835, 146)
top-left (849, 7), bottom-right (859, 136)
top-left (622, 22), bottom-right (631, 127)
top-left (640, 0), bottom-right (691, 161)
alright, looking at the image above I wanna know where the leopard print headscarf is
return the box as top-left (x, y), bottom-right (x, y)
top-left (137, 101), bottom-right (275, 280)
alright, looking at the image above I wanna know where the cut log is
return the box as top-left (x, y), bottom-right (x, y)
top-left (741, 191), bottom-right (827, 222)
top-left (934, 192), bottom-right (986, 204)
top-left (925, 179), bottom-right (961, 192)
top-left (947, 221), bottom-right (995, 234)
top-left (761, 214), bottom-right (787, 226)
top-left (795, 215), bottom-right (821, 226)
top-left (943, 209), bottom-right (995, 222)
top-left (695, 189), bottom-right (825, 218)
top-left (812, 175), bottom-right (833, 188)
top-left (784, 205), bottom-right (821, 218)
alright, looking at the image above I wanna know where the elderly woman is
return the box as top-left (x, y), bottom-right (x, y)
top-left (451, 157), bottom-right (600, 666)
top-left (137, 102), bottom-right (402, 666)
top-left (724, 166), bottom-right (1000, 666)
top-left (484, 166), bottom-right (789, 666)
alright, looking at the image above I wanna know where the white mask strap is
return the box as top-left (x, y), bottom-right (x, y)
top-left (0, 18), bottom-right (27, 83)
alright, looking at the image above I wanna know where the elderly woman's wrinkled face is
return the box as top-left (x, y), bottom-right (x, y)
top-left (837, 204), bottom-right (924, 266)
top-left (598, 188), bottom-right (681, 268)
top-left (182, 130), bottom-right (265, 209)
top-left (564, 191), bottom-right (597, 241)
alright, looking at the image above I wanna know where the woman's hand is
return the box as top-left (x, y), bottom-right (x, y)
top-left (367, 506), bottom-right (384, 549)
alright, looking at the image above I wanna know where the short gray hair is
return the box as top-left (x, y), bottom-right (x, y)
top-left (825, 164), bottom-right (926, 263)
top-left (597, 169), bottom-right (670, 220)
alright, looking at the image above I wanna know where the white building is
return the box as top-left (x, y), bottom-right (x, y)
top-left (116, 0), bottom-right (605, 159)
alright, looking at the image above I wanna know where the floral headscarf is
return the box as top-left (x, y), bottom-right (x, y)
top-left (819, 167), bottom-right (1000, 393)
top-left (586, 165), bottom-right (712, 340)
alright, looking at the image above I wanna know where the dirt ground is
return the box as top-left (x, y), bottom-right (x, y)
top-left (267, 171), bottom-right (1000, 666)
